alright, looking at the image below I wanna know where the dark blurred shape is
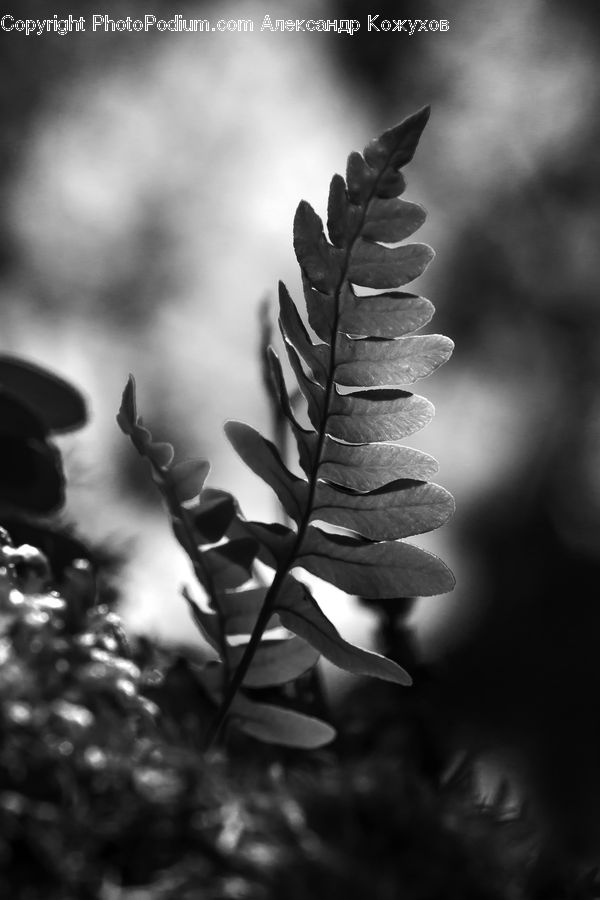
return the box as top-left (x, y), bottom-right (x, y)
top-left (0, 357), bottom-right (124, 619)
top-left (434, 467), bottom-right (600, 868)
top-left (0, 525), bottom-right (539, 900)
top-left (0, 392), bottom-right (65, 514)
top-left (0, 356), bottom-right (86, 515)
top-left (0, 356), bottom-right (122, 610)
top-left (0, 355), bottom-right (87, 432)
top-left (425, 113), bottom-right (600, 872)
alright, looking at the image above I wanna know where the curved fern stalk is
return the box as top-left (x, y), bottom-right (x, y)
top-left (211, 107), bottom-right (455, 742)
top-left (118, 108), bottom-right (455, 751)
top-left (116, 380), bottom-right (230, 681)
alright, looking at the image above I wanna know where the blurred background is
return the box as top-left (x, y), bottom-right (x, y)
top-left (2, 0), bottom-right (600, 863)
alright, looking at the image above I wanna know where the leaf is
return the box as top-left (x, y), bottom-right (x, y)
top-left (267, 349), bottom-right (313, 441)
top-left (278, 281), bottom-right (328, 384)
top-left (201, 539), bottom-right (257, 591)
top-left (298, 527), bottom-right (455, 599)
top-left (243, 521), bottom-right (296, 566)
top-left (302, 276), bottom-right (335, 343)
top-left (193, 489), bottom-right (236, 543)
top-left (189, 585), bottom-right (279, 643)
top-left (327, 173), bottom-right (355, 248)
top-left (338, 288), bottom-right (435, 339)
top-left (311, 479), bottom-right (455, 541)
top-left (276, 578), bottom-right (411, 685)
top-left (117, 377), bottom-right (177, 472)
top-left (219, 586), bottom-right (277, 636)
top-left (230, 694), bottom-right (335, 748)
top-left (183, 588), bottom-right (221, 651)
top-left (346, 150), bottom-right (381, 204)
top-left (285, 343), bottom-right (325, 430)
top-left (225, 421), bottom-right (307, 523)
top-left (293, 201), bottom-right (342, 292)
top-left (267, 349), bottom-right (318, 478)
top-left (229, 635), bottom-right (319, 687)
top-left (334, 334), bottom-right (454, 387)
top-left (0, 355), bottom-right (87, 434)
top-left (117, 375), bottom-right (140, 438)
top-left (148, 442), bottom-right (175, 469)
top-left (169, 458), bottom-right (210, 503)
top-left (327, 388), bottom-right (434, 443)
top-left (362, 198), bottom-right (426, 243)
top-left (358, 108), bottom-right (430, 204)
top-left (362, 106), bottom-right (430, 173)
top-left (374, 168), bottom-right (411, 200)
top-left (348, 241), bottom-right (434, 290)
top-left (319, 438), bottom-right (438, 491)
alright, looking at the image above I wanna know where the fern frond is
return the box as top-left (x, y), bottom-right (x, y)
top-left (118, 108), bottom-right (455, 750)
top-left (216, 108), bottom-right (455, 740)
top-left (117, 379), bottom-right (330, 747)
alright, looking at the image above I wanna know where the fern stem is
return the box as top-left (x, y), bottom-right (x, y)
top-left (204, 561), bottom-right (290, 748)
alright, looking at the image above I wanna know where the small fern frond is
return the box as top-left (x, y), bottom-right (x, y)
top-left (118, 379), bottom-right (332, 748)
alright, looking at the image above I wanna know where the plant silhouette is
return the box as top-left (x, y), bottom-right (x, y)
top-left (119, 108), bottom-right (455, 749)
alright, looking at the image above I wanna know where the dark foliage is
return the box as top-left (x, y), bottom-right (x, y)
top-left (0, 521), bottom-right (540, 900)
